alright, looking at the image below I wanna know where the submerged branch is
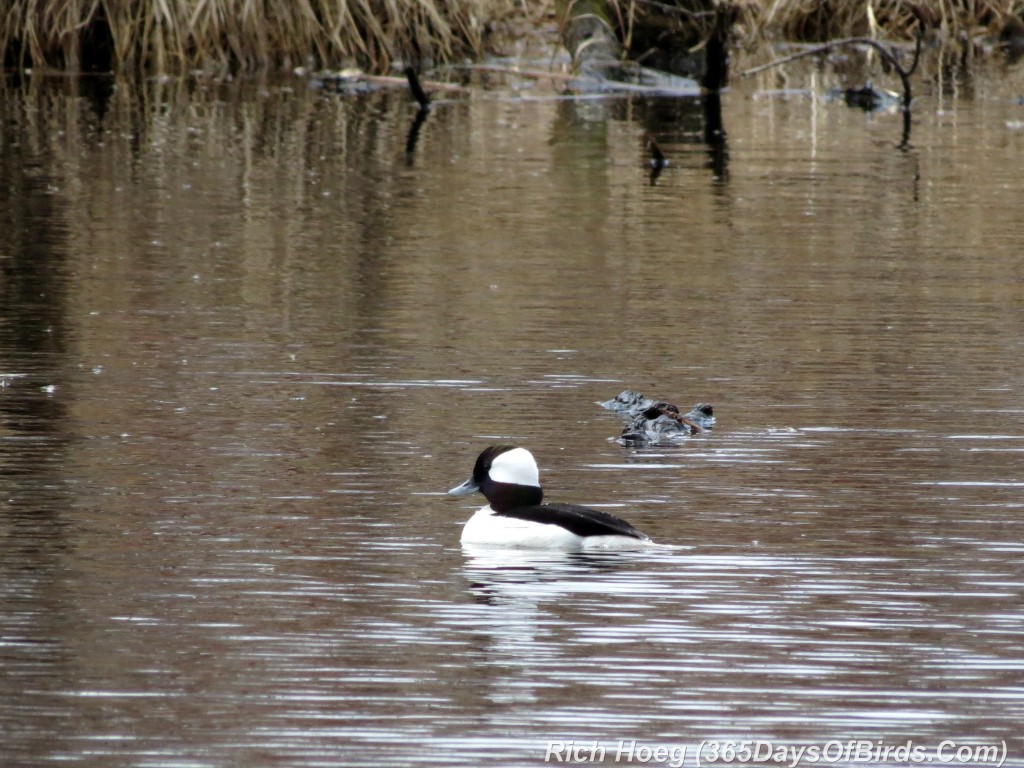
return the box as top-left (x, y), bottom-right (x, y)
top-left (742, 37), bottom-right (911, 108)
top-left (740, 18), bottom-right (925, 112)
top-left (404, 67), bottom-right (431, 111)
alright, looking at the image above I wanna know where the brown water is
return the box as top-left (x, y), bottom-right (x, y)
top-left (1, 63), bottom-right (1023, 767)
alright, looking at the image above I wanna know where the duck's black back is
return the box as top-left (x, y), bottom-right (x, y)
top-left (496, 503), bottom-right (649, 540)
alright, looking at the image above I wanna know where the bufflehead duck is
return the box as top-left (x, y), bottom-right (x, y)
top-left (449, 445), bottom-right (653, 550)
top-left (600, 390), bottom-right (714, 445)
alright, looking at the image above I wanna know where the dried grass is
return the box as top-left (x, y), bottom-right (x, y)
top-left (0, 0), bottom-right (515, 74)
top-left (2, 0), bottom-right (1022, 74)
top-left (755, 0), bottom-right (1024, 43)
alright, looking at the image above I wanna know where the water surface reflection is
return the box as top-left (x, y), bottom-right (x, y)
top-left (1, 70), bottom-right (1023, 766)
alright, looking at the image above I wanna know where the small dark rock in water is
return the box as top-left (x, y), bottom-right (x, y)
top-left (645, 135), bottom-right (667, 169)
top-left (826, 81), bottom-right (901, 112)
top-left (600, 390), bottom-right (714, 445)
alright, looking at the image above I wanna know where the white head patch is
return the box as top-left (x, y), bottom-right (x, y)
top-left (489, 447), bottom-right (540, 488)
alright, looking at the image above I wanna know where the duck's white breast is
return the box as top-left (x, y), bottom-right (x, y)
top-left (460, 506), bottom-right (653, 550)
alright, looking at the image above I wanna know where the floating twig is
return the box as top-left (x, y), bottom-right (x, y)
top-left (321, 70), bottom-right (465, 95)
top-left (440, 63), bottom-right (700, 97)
top-left (444, 62), bottom-right (582, 83)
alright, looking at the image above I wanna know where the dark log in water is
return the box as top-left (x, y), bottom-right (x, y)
top-left (555, 0), bottom-right (734, 87)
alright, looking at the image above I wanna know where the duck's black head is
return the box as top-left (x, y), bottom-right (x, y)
top-left (449, 445), bottom-right (544, 512)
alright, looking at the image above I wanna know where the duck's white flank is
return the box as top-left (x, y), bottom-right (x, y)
top-left (459, 506), bottom-right (657, 550)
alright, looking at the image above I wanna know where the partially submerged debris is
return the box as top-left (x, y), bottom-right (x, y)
top-left (600, 390), bottom-right (715, 446)
top-left (826, 80), bottom-right (902, 111)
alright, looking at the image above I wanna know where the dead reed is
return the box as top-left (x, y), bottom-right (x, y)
top-left (752, 0), bottom-right (1024, 44)
top-left (2, 0), bottom-right (1022, 75)
top-left (0, 0), bottom-right (517, 74)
